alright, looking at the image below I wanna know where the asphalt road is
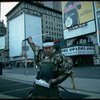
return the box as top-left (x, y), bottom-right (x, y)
top-left (0, 78), bottom-right (32, 99)
top-left (73, 66), bottom-right (100, 79)
top-left (0, 77), bottom-right (88, 99)
top-left (1, 65), bottom-right (100, 99)
top-left (3, 65), bottom-right (100, 79)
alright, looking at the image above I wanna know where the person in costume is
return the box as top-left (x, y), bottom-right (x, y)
top-left (26, 36), bottom-right (73, 99)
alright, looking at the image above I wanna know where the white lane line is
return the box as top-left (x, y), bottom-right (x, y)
top-left (0, 87), bottom-right (33, 94)
top-left (0, 83), bottom-right (24, 88)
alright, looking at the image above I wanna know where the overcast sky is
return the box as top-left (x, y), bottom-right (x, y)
top-left (1, 2), bottom-right (19, 26)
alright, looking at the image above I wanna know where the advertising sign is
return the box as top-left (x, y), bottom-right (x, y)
top-left (9, 13), bottom-right (42, 59)
top-left (61, 46), bottom-right (95, 56)
top-left (62, 1), bottom-right (94, 29)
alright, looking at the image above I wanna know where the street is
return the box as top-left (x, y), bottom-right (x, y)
top-left (0, 78), bottom-right (32, 99)
top-left (0, 65), bottom-right (100, 99)
top-left (3, 66), bottom-right (100, 79)
top-left (73, 66), bottom-right (100, 79)
top-left (1, 1), bottom-right (100, 99)
top-left (0, 77), bottom-right (87, 99)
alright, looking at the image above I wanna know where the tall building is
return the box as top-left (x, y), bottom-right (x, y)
top-left (32, 1), bottom-right (62, 12)
top-left (5, 1), bottom-right (63, 67)
top-left (42, 1), bottom-right (62, 12)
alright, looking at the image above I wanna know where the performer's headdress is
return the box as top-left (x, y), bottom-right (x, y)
top-left (43, 37), bottom-right (54, 47)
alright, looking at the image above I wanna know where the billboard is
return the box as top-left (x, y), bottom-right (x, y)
top-left (25, 14), bottom-right (42, 59)
top-left (9, 13), bottom-right (42, 59)
top-left (64, 20), bottom-right (95, 39)
top-left (62, 1), bottom-right (94, 29)
top-left (61, 1), bottom-right (95, 39)
top-left (9, 14), bottom-right (24, 57)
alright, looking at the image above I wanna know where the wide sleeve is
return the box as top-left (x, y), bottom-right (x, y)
top-left (54, 54), bottom-right (73, 75)
top-left (27, 39), bottom-right (41, 65)
top-left (50, 54), bottom-right (73, 86)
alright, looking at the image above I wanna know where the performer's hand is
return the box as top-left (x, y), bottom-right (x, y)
top-left (27, 36), bottom-right (33, 43)
top-left (49, 79), bottom-right (58, 87)
top-left (49, 79), bottom-right (57, 83)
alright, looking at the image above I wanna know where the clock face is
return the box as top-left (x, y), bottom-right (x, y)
top-left (65, 17), bottom-right (73, 28)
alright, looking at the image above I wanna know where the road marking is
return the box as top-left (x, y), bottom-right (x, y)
top-left (0, 93), bottom-right (20, 99)
top-left (0, 87), bottom-right (33, 94)
top-left (0, 83), bottom-right (25, 88)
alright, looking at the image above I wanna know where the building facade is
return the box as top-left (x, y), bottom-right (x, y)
top-left (61, 1), bottom-right (100, 66)
top-left (31, 1), bottom-right (62, 12)
top-left (5, 2), bottom-right (63, 67)
top-left (0, 20), bottom-right (8, 64)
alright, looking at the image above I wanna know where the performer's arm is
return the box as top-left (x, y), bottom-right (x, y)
top-left (27, 36), bottom-right (37, 53)
top-left (49, 55), bottom-right (73, 86)
top-left (26, 36), bottom-right (41, 65)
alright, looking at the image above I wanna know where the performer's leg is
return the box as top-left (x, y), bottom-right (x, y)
top-left (70, 71), bottom-right (76, 90)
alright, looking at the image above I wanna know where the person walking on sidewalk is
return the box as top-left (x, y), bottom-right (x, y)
top-left (26, 36), bottom-right (73, 99)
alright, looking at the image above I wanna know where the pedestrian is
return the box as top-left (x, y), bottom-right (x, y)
top-left (26, 36), bottom-right (73, 99)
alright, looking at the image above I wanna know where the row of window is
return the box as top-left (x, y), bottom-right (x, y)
top-left (24, 3), bottom-right (62, 18)
top-left (45, 15), bottom-right (62, 22)
top-left (45, 26), bottom-right (62, 32)
top-left (45, 21), bottom-right (62, 27)
top-left (43, 36), bottom-right (62, 41)
top-left (45, 31), bottom-right (63, 36)
top-left (8, 2), bottom-right (62, 21)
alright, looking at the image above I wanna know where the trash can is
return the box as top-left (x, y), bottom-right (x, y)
top-left (0, 62), bottom-right (3, 75)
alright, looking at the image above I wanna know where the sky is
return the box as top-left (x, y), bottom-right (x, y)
top-left (1, 2), bottom-right (19, 26)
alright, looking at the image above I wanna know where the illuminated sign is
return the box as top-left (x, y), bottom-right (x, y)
top-left (61, 46), bottom-right (95, 56)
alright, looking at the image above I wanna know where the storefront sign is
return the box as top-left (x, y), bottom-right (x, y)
top-left (61, 45), bottom-right (95, 56)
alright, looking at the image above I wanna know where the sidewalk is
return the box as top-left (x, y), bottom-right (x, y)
top-left (0, 69), bottom-right (100, 99)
